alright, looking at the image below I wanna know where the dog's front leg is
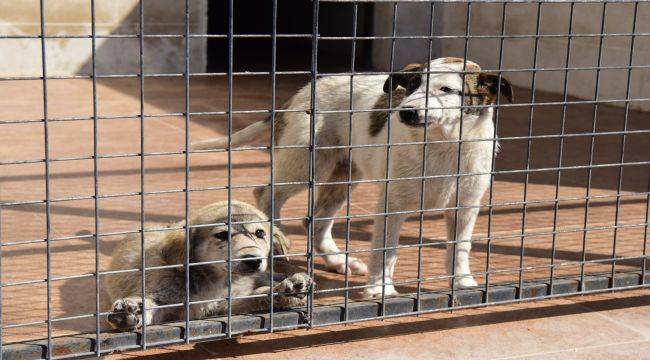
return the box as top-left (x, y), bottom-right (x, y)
top-left (363, 187), bottom-right (410, 298)
top-left (249, 273), bottom-right (314, 312)
top-left (444, 206), bottom-right (480, 288)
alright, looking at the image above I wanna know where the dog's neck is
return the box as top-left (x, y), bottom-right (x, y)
top-left (188, 264), bottom-right (222, 295)
top-left (439, 107), bottom-right (496, 141)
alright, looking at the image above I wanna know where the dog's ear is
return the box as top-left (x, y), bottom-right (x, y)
top-left (271, 225), bottom-right (291, 258)
top-left (160, 228), bottom-right (192, 270)
top-left (383, 63), bottom-right (422, 93)
top-left (476, 73), bottom-right (514, 104)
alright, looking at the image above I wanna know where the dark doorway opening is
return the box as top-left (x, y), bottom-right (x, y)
top-left (207, 1), bottom-right (374, 73)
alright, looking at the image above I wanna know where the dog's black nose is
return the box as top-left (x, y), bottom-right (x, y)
top-left (241, 255), bottom-right (262, 272)
top-left (399, 106), bottom-right (419, 125)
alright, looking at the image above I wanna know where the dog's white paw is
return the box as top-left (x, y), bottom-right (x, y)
top-left (107, 298), bottom-right (142, 331)
top-left (325, 255), bottom-right (368, 276)
top-left (273, 273), bottom-right (314, 308)
top-left (362, 283), bottom-right (398, 299)
top-left (453, 275), bottom-right (478, 289)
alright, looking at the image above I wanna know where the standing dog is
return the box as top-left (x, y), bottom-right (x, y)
top-left (105, 200), bottom-right (313, 331)
top-left (192, 57), bottom-right (513, 298)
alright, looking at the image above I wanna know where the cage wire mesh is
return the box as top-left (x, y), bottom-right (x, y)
top-left (0, 0), bottom-right (649, 358)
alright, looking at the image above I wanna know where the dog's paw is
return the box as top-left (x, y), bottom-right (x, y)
top-left (362, 284), bottom-right (399, 299)
top-left (107, 298), bottom-right (142, 331)
top-left (273, 273), bottom-right (314, 308)
top-left (452, 275), bottom-right (478, 289)
top-left (325, 255), bottom-right (368, 276)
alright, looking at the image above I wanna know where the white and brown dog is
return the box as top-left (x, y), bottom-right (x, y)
top-left (192, 57), bottom-right (513, 298)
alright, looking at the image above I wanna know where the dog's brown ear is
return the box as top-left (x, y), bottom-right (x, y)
top-left (161, 225), bottom-right (201, 271)
top-left (271, 226), bottom-right (291, 258)
top-left (160, 229), bottom-right (190, 270)
top-left (383, 63), bottom-right (422, 93)
top-left (476, 73), bottom-right (514, 104)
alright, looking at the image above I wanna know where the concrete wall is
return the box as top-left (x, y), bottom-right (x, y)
top-left (373, 2), bottom-right (650, 111)
top-left (371, 2), bottom-right (441, 71)
top-left (0, 0), bottom-right (207, 77)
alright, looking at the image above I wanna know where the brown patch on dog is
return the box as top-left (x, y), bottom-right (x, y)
top-left (304, 160), bottom-right (361, 234)
top-left (476, 73), bottom-right (514, 104)
top-left (370, 63), bottom-right (424, 137)
top-left (159, 229), bottom-right (189, 269)
top-left (383, 63), bottom-right (422, 94)
top-left (463, 72), bottom-right (514, 112)
top-left (369, 88), bottom-right (407, 137)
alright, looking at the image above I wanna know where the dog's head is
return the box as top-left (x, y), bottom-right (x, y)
top-left (382, 57), bottom-right (514, 138)
top-left (165, 200), bottom-right (290, 276)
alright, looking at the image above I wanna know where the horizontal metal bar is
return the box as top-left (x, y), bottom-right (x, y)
top-left (3, 129), bottom-right (650, 166)
top-left (4, 203), bottom-right (645, 257)
top-left (4, 159), bottom-right (650, 210)
top-left (320, 0), bottom-right (649, 3)
top-left (1, 31), bottom-right (648, 41)
top-left (4, 125), bottom-right (650, 167)
top-left (3, 63), bottom-right (650, 83)
top-left (0, 186), bottom-right (643, 246)
top-left (2, 94), bottom-right (649, 129)
top-left (3, 218), bottom-right (647, 290)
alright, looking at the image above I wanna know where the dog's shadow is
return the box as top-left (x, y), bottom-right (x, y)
top-left (56, 236), bottom-right (119, 334)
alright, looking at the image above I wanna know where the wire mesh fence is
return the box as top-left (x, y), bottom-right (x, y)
top-left (0, 0), bottom-right (649, 358)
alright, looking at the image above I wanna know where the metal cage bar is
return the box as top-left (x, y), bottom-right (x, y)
top-left (415, 1), bottom-right (436, 312)
top-left (89, 0), bottom-right (101, 355)
top-left (268, 0), bottom-right (278, 333)
top-left (579, 2), bottom-right (608, 288)
top-left (37, 0), bottom-right (53, 358)
top-left (138, 0), bottom-right (148, 351)
top-left (449, 0), bottom-right (473, 303)
top-left (379, 0), bottom-right (399, 316)
top-left (611, 0), bottom-right (639, 283)
top-left (307, 0), bottom-right (321, 327)
top-left (225, 0), bottom-right (235, 340)
top-left (484, 1), bottom-right (508, 302)
top-left (517, 1), bottom-right (543, 298)
top-left (343, 0), bottom-right (360, 321)
top-left (183, 0), bottom-right (192, 345)
top-left (549, 0), bottom-right (575, 295)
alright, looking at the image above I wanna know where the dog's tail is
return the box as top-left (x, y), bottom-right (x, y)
top-left (191, 119), bottom-right (271, 151)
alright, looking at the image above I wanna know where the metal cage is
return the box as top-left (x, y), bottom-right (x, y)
top-left (0, 0), bottom-right (649, 358)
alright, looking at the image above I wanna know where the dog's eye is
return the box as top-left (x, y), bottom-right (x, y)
top-left (255, 229), bottom-right (266, 239)
top-left (214, 231), bottom-right (229, 241)
top-left (441, 86), bottom-right (457, 94)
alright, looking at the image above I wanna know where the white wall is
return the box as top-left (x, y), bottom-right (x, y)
top-left (373, 2), bottom-right (650, 111)
top-left (0, 0), bottom-right (207, 77)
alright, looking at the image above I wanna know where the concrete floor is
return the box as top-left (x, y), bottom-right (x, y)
top-left (1, 76), bottom-right (649, 356)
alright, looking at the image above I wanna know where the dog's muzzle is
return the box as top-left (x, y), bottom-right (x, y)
top-left (239, 254), bottom-right (263, 273)
top-left (399, 106), bottom-right (423, 127)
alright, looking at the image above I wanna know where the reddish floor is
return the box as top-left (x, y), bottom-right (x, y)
top-left (1, 76), bottom-right (649, 351)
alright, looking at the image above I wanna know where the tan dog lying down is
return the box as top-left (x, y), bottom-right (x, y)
top-left (105, 200), bottom-right (313, 331)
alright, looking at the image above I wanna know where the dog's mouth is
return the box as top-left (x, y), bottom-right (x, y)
top-left (398, 106), bottom-right (439, 128)
top-left (231, 268), bottom-right (260, 275)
